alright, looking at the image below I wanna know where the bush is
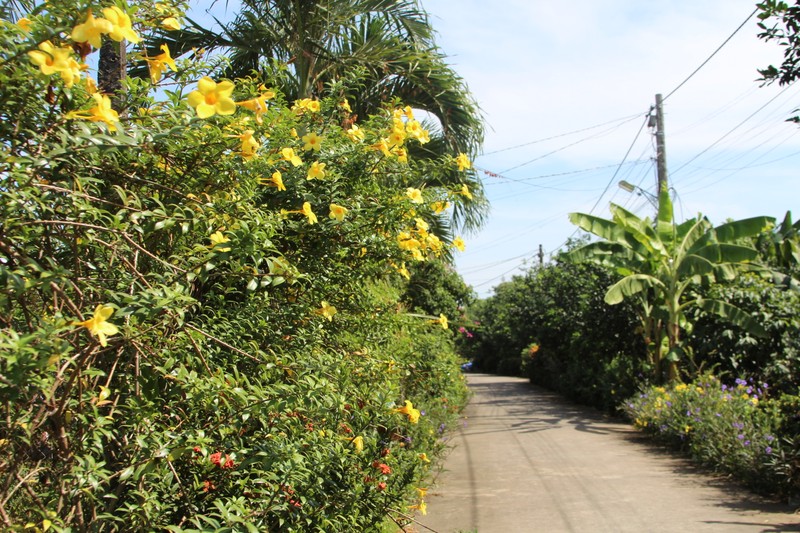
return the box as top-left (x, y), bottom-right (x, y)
top-left (0, 4), bottom-right (472, 530)
top-left (623, 375), bottom-right (799, 498)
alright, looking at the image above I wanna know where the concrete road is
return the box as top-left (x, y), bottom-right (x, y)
top-left (418, 374), bottom-right (799, 533)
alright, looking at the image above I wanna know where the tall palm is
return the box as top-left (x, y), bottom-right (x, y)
top-left (154, 0), bottom-right (487, 232)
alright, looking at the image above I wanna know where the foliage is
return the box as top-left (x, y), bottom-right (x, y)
top-left (0, 2), bottom-right (473, 530)
top-left (466, 258), bottom-right (645, 410)
top-left (567, 188), bottom-right (774, 382)
top-left (623, 375), bottom-right (799, 498)
top-left (402, 259), bottom-right (474, 323)
top-left (686, 274), bottom-right (800, 394)
top-left (758, 2), bottom-right (800, 85)
top-left (151, 0), bottom-right (489, 232)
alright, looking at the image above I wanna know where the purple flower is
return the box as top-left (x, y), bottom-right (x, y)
top-left (737, 434), bottom-right (745, 440)
top-left (744, 440), bottom-right (750, 446)
top-left (735, 378), bottom-right (747, 387)
top-left (766, 435), bottom-right (775, 442)
top-left (766, 446), bottom-right (773, 454)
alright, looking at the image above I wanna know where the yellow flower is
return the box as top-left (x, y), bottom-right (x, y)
top-left (351, 435), bottom-right (363, 453)
top-left (17, 17), bottom-right (32, 32)
top-left (235, 130), bottom-right (259, 159)
top-left (302, 202), bottom-right (318, 224)
top-left (73, 305), bottom-right (119, 347)
top-left (28, 41), bottom-right (72, 77)
top-left (409, 501), bottom-right (427, 516)
top-left (161, 17), bottom-right (181, 30)
top-left (453, 236), bottom-right (466, 252)
top-left (346, 124), bottom-right (365, 142)
top-left (405, 119), bottom-right (430, 144)
top-left (395, 400), bottom-right (421, 424)
top-left (387, 127), bottom-right (406, 147)
top-left (62, 57), bottom-right (85, 88)
top-left (396, 263), bottom-right (410, 280)
top-left (436, 314), bottom-right (449, 330)
top-left (459, 184), bottom-right (473, 200)
top-left (237, 89), bottom-right (275, 124)
top-left (146, 44), bottom-right (177, 84)
top-left (329, 203), bottom-right (348, 222)
top-left (393, 147), bottom-right (408, 163)
top-left (403, 106), bottom-right (415, 120)
top-left (431, 201), bottom-right (451, 214)
top-left (318, 301), bottom-right (336, 321)
top-left (306, 161), bottom-right (326, 180)
top-left (85, 75), bottom-right (98, 95)
top-left (187, 77), bottom-right (236, 119)
top-left (455, 153), bottom-right (472, 171)
top-left (209, 231), bottom-right (231, 252)
top-left (67, 93), bottom-right (120, 131)
top-left (259, 170), bottom-right (286, 191)
top-left (415, 218), bottom-right (429, 231)
top-left (293, 98), bottom-right (320, 113)
top-left (371, 139), bottom-right (392, 157)
top-left (71, 9), bottom-right (112, 49)
top-left (102, 6), bottom-right (141, 43)
top-left (281, 147), bottom-right (303, 167)
top-left (302, 131), bottom-right (323, 151)
top-left (418, 454), bottom-right (430, 464)
top-left (405, 188), bottom-right (423, 204)
top-left (339, 99), bottom-right (352, 112)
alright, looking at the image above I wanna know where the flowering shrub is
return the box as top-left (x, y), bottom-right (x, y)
top-left (0, 2), bottom-right (472, 530)
top-left (623, 375), bottom-right (799, 497)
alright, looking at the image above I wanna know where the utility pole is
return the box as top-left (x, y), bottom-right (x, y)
top-left (654, 93), bottom-right (668, 198)
top-left (538, 244), bottom-right (544, 266)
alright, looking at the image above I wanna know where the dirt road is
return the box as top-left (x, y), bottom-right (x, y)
top-left (419, 374), bottom-right (799, 533)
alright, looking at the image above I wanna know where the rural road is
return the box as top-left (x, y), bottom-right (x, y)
top-left (418, 374), bottom-right (799, 533)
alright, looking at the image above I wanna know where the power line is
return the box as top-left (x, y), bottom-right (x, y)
top-left (670, 81), bottom-right (796, 177)
top-left (481, 113), bottom-right (642, 156)
top-left (498, 114), bottom-right (644, 174)
top-left (662, 6), bottom-right (759, 102)
top-left (585, 113), bottom-right (651, 216)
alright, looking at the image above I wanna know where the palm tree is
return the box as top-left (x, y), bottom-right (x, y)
top-left (152, 0), bottom-right (487, 232)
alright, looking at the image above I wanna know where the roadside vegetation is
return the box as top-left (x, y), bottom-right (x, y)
top-left (0, 0), bottom-right (481, 530)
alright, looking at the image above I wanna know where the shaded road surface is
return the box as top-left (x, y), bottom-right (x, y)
top-left (419, 374), bottom-right (799, 533)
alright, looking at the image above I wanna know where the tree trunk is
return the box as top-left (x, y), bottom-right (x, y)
top-left (98, 37), bottom-right (126, 111)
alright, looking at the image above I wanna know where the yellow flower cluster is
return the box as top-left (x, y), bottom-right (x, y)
top-left (397, 217), bottom-right (444, 261)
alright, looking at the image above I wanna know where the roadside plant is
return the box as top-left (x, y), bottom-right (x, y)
top-left (567, 187), bottom-right (773, 382)
top-left (0, 2), bottom-right (471, 530)
top-left (624, 374), bottom-right (798, 496)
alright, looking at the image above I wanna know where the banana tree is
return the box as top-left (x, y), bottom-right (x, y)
top-left (566, 188), bottom-right (774, 382)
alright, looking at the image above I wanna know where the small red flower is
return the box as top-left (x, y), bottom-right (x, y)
top-left (209, 452), bottom-right (222, 466)
top-left (377, 482), bottom-right (387, 491)
top-left (221, 456), bottom-right (235, 469)
top-left (202, 480), bottom-right (216, 492)
top-left (374, 462), bottom-right (391, 475)
top-left (380, 448), bottom-right (391, 457)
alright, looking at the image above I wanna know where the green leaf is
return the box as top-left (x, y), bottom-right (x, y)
top-left (694, 298), bottom-right (768, 337)
top-left (604, 274), bottom-right (663, 305)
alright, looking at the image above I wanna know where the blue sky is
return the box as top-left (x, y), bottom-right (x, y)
top-left (189, 1), bottom-right (800, 298)
top-left (421, 0), bottom-right (800, 296)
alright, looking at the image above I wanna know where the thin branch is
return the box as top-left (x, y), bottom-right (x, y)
top-left (183, 323), bottom-right (264, 363)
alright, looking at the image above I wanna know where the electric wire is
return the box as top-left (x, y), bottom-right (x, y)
top-left (498, 114), bottom-right (644, 174)
top-left (662, 6), bottom-right (759, 103)
top-left (481, 113), bottom-right (643, 156)
top-left (670, 81), bottom-right (796, 178)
